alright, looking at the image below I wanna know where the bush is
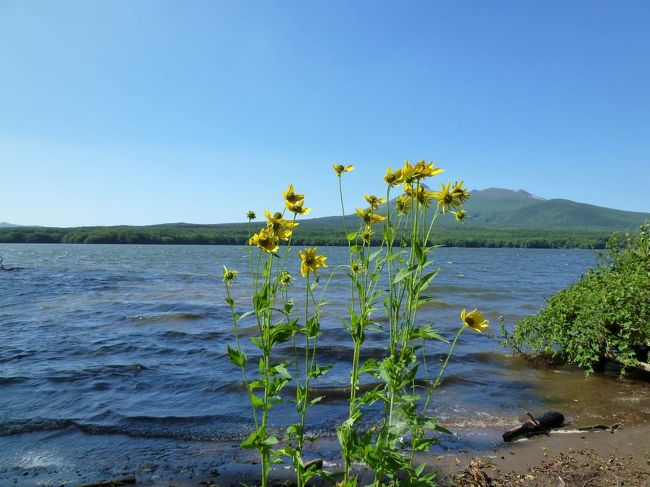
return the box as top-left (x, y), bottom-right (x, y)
top-left (506, 223), bottom-right (650, 374)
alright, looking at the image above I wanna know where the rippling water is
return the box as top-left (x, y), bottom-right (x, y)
top-left (1, 244), bottom-right (649, 484)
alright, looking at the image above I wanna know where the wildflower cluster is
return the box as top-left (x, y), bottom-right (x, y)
top-left (336, 159), bottom-right (484, 486)
top-left (223, 184), bottom-right (331, 487)
top-left (222, 161), bottom-right (488, 487)
top-left (247, 185), bottom-right (311, 254)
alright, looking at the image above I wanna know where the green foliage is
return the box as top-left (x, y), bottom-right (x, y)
top-left (0, 224), bottom-right (612, 249)
top-left (223, 162), bottom-right (489, 486)
top-left (506, 223), bottom-right (650, 373)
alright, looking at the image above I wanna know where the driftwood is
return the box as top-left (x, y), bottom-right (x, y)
top-left (578, 423), bottom-right (620, 432)
top-left (503, 411), bottom-right (565, 442)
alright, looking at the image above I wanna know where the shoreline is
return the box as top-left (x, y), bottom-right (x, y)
top-left (436, 422), bottom-right (650, 486)
top-left (56, 422), bottom-right (649, 487)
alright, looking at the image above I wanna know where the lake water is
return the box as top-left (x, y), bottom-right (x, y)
top-left (1, 244), bottom-right (649, 485)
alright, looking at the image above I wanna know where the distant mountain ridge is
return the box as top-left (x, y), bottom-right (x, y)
top-left (452, 188), bottom-right (649, 230)
top-left (1, 189), bottom-right (648, 238)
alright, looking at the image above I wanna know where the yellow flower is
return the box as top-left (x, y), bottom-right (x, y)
top-left (264, 211), bottom-right (297, 242)
top-left (285, 201), bottom-right (312, 215)
top-left (356, 207), bottom-right (386, 226)
top-left (461, 308), bottom-right (489, 333)
top-left (282, 184), bottom-right (304, 204)
top-left (364, 194), bottom-right (386, 210)
top-left (384, 166), bottom-right (403, 186)
top-left (453, 209), bottom-right (467, 223)
top-left (249, 227), bottom-right (279, 253)
top-left (413, 160), bottom-right (444, 179)
top-left (350, 260), bottom-right (365, 274)
top-left (279, 271), bottom-right (293, 287)
top-left (298, 247), bottom-right (328, 277)
top-left (404, 183), bottom-right (435, 207)
top-left (432, 182), bottom-right (461, 213)
top-left (265, 210), bottom-right (298, 228)
top-left (401, 160), bottom-right (417, 183)
top-left (333, 164), bottom-right (354, 176)
top-left (222, 266), bottom-right (239, 282)
top-left (395, 194), bottom-right (412, 214)
top-left (450, 180), bottom-right (470, 204)
top-left (360, 226), bottom-right (374, 244)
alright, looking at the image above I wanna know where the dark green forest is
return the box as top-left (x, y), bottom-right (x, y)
top-left (0, 223), bottom-right (611, 249)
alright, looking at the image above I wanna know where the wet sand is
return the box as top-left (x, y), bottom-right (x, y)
top-left (438, 423), bottom-right (650, 486)
top-left (78, 422), bottom-right (649, 487)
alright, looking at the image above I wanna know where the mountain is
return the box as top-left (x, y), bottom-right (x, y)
top-left (0, 222), bottom-right (19, 228)
top-left (454, 189), bottom-right (649, 230)
top-left (1, 189), bottom-right (647, 248)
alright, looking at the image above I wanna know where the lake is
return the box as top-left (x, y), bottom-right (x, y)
top-left (1, 244), bottom-right (649, 485)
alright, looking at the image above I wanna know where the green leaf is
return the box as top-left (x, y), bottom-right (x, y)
top-left (271, 362), bottom-right (292, 379)
top-left (369, 249), bottom-right (383, 262)
top-left (226, 345), bottom-right (246, 367)
top-left (416, 270), bottom-right (440, 293)
top-left (240, 429), bottom-right (261, 449)
top-left (308, 363), bottom-right (332, 379)
top-left (412, 325), bottom-right (449, 343)
top-left (250, 393), bottom-right (265, 410)
top-left (305, 315), bottom-right (320, 338)
top-left (393, 264), bottom-right (418, 284)
top-left (263, 435), bottom-right (279, 446)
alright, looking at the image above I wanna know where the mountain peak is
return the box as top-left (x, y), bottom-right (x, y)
top-left (470, 188), bottom-right (544, 200)
top-left (515, 189), bottom-right (545, 200)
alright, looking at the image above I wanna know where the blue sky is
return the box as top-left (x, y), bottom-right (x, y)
top-left (1, 0), bottom-right (649, 226)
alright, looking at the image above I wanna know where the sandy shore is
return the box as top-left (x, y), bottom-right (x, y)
top-left (436, 422), bottom-right (650, 486)
top-left (81, 422), bottom-right (649, 487)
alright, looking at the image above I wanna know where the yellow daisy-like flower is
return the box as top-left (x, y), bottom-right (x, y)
top-left (364, 194), bottom-right (386, 210)
top-left (453, 209), bottom-right (467, 223)
top-left (395, 194), bottom-right (412, 214)
top-left (360, 226), bottom-right (374, 244)
top-left (249, 227), bottom-right (279, 253)
top-left (356, 207), bottom-right (386, 226)
top-left (222, 266), bottom-right (239, 282)
top-left (413, 160), bottom-right (444, 179)
top-left (285, 201), bottom-right (312, 215)
top-left (298, 247), bottom-right (328, 277)
top-left (265, 210), bottom-right (298, 228)
top-left (350, 260), bottom-right (365, 274)
top-left (450, 180), bottom-right (470, 204)
top-left (279, 271), bottom-right (293, 287)
top-left (384, 166), bottom-right (403, 186)
top-left (461, 308), bottom-right (489, 333)
top-left (264, 211), bottom-right (297, 242)
top-left (404, 183), bottom-right (435, 207)
top-left (333, 164), bottom-right (354, 177)
top-left (401, 160), bottom-right (417, 184)
top-left (282, 184), bottom-right (305, 204)
top-left (432, 182), bottom-right (461, 213)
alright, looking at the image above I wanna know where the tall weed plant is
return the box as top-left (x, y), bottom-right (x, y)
top-left (223, 161), bottom-right (488, 486)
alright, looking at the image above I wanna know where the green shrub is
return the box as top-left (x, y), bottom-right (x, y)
top-left (506, 223), bottom-right (650, 374)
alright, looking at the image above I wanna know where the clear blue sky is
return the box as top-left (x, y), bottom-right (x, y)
top-left (1, 0), bottom-right (649, 226)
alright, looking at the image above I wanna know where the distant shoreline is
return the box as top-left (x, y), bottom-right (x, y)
top-left (0, 226), bottom-right (612, 249)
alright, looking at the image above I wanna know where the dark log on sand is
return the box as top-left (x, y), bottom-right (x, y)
top-left (503, 411), bottom-right (565, 442)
